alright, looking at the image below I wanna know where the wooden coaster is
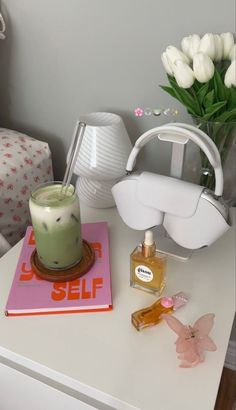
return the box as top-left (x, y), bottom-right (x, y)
top-left (31, 240), bottom-right (95, 283)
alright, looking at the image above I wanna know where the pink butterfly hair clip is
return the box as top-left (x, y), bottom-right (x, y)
top-left (162, 313), bottom-right (217, 368)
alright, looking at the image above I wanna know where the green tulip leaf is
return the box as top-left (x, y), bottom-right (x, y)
top-left (227, 87), bottom-right (236, 110)
top-left (160, 71), bottom-right (235, 122)
top-left (213, 70), bottom-right (227, 102)
top-left (196, 82), bottom-right (210, 105)
top-left (192, 80), bottom-right (202, 92)
top-left (203, 90), bottom-right (215, 109)
top-left (159, 85), bottom-right (177, 99)
top-left (167, 76), bottom-right (201, 116)
top-left (215, 107), bottom-right (236, 122)
top-left (203, 101), bottom-right (227, 120)
top-left (205, 100), bottom-right (227, 114)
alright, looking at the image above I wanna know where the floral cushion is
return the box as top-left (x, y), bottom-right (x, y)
top-left (0, 128), bottom-right (53, 251)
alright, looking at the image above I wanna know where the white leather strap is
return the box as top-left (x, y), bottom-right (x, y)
top-left (126, 124), bottom-right (223, 196)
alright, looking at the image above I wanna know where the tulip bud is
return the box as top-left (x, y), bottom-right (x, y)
top-left (229, 44), bottom-right (236, 61)
top-left (221, 32), bottom-right (234, 59)
top-left (224, 60), bottom-right (236, 87)
top-left (214, 34), bottom-right (223, 62)
top-left (165, 45), bottom-right (190, 66)
top-left (181, 34), bottom-right (200, 60)
top-left (193, 53), bottom-right (215, 83)
top-left (161, 52), bottom-right (174, 75)
top-left (172, 60), bottom-right (195, 88)
top-left (199, 33), bottom-right (216, 60)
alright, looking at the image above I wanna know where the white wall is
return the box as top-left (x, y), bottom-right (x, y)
top-left (0, 0), bottom-right (235, 178)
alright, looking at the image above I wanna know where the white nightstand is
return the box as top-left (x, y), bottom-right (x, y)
top-left (0, 205), bottom-right (235, 410)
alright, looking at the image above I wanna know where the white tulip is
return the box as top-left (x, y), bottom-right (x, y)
top-left (214, 34), bottom-right (223, 62)
top-left (161, 52), bottom-right (174, 75)
top-left (172, 60), bottom-right (195, 88)
top-left (229, 44), bottom-right (236, 61)
top-left (199, 33), bottom-right (216, 60)
top-left (193, 53), bottom-right (215, 83)
top-left (181, 34), bottom-right (200, 60)
top-left (224, 60), bottom-right (236, 87)
top-left (221, 32), bottom-right (234, 59)
top-left (165, 45), bottom-right (190, 66)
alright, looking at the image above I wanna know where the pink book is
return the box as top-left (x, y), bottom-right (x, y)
top-left (5, 222), bottom-right (112, 316)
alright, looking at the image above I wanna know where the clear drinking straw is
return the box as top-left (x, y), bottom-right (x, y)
top-left (61, 121), bottom-right (86, 195)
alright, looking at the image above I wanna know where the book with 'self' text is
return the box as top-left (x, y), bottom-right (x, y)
top-left (5, 222), bottom-right (112, 316)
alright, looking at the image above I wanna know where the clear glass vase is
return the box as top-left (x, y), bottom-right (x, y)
top-left (192, 118), bottom-right (236, 207)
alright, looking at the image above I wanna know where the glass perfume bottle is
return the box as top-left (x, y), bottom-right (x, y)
top-left (130, 230), bottom-right (167, 295)
top-left (131, 292), bottom-right (188, 331)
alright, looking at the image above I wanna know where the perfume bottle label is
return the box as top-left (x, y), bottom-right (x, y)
top-left (135, 265), bottom-right (153, 282)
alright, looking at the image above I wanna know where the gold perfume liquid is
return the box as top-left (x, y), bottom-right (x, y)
top-left (131, 292), bottom-right (188, 331)
top-left (130, 230), bottom-right (167, 295)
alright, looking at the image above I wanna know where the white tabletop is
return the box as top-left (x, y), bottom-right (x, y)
top-left (0, 205), bottom-right (235, 410)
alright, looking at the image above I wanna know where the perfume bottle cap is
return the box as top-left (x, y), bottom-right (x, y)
top-left (144, 230), bottom-right (154, 246)
top-left (142, 230), bottom-right (156, 258)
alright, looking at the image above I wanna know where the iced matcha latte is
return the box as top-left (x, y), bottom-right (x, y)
top-left (29, 182), bottom-right (82, 270)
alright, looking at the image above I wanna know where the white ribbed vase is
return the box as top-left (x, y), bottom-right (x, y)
top-left (73, 112), bottom-right (132, 181)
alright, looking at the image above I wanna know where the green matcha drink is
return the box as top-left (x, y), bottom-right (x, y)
top-left (29, 182), bottom-right (82, 270)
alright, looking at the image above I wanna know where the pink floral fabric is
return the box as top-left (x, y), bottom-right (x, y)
top-left (0, 128), bottom-right (53, 249)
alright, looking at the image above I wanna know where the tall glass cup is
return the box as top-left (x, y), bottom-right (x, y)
top-left (29, 182), bottom-right (82, 270)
